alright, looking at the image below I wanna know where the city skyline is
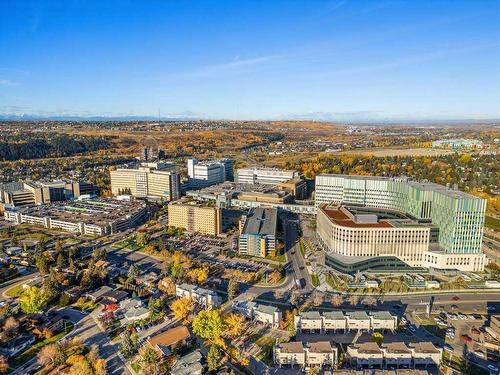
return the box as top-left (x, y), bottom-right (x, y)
top-left (1, 0), bottom-right (500, 120)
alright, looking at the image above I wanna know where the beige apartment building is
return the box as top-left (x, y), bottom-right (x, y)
top-left (168, 200), bottom-right (222, 236)
top-left (305, 342), bottom-right (337, 369)
top-left (110, 166), bottom-right (180, 201)
top-left (274, 341), bottom-right (337, 370)
top-left (295, 310), bottom-right (397, 334)
top-left (347, 342), bottom-right (442, 369)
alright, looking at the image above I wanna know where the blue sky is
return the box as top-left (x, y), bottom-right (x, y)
top-left (1, 0), bottom-right (500, 120)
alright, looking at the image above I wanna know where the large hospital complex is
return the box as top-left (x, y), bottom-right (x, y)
top-left (315, 174), bottom-right (487, 272)
top-left (2, 155), bottom-right (489, 274)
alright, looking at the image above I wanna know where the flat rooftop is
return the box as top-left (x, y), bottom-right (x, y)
top-left (346, 311), bottom-right (370, 320)
top-left (241, 207), bottom-right (277, 236)
top-left (169, 198), bottom-right (216, 208)
top-left (371, 311), bottom-right (396, 321)
top-left (317, 174), bottom-right (482, 201)
top-left (277, 341), bottom-right (304, 353)
top-left (9, 198), bottom-right (146, 227)
top-left (384, 342), bottom-right (411, 354)
top-left (300, 311), bottom-right (322, 320)
top-left (307, 341), bottom-right (333, 353)
top-left (320, 204), bottom-right (394, 228)
top-left (353, 342), bottom-right (383, 354)
top-left (188, 181), bottom-right (283, 195)
top-left (409, 342), bottom-right (440, 354)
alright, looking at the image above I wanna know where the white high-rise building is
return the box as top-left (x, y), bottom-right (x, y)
top-left (235, 167), bottom-right (300, 185)
top-left (187, 158), bottom-right (233, 188)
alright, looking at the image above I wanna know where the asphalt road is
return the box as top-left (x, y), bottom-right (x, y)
top-left (283, 215), bottom-right (313, 292)
top-left (10, 306), bottom-right (129, 375)
top-left (0, 272), bottom-right (38, 301)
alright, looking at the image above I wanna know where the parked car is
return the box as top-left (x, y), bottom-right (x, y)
top-left (444, 344), bottom-right (454, 352)
top-left (475, 351), bottom-right (485, 358)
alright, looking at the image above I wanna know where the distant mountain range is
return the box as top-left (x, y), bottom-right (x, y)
top-left (0, 113), bottom-right (202, 121)
top-left (0, 112), bottom-right (499, 124)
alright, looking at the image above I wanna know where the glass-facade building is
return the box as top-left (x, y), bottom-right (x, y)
top-left (315, 174), bottom-right (487, 272)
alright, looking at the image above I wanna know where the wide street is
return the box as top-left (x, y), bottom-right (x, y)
top-left (283, 214), bottom-right (313, 292)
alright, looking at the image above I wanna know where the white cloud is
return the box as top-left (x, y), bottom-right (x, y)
top-left (167, 55), bottom-right (279, 80)
top-left (0, 79), bottom-right (18, 86)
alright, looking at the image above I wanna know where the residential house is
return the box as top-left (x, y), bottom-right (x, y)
top-left (370, 311), bottom-right (398, 332)
top-left (85, 285), bottom-right (113, 302)
top-left (32, 316), bottom-right (64, 338)
top-left (175, 283), bottom-right (221, 308)
top-left (295, 311), bottom-right (322, 333)
top-left (64, 286), bottom-right (82, 301)
top-left (119, 298), bottom-right (150, 323)
top-left (171, 349), bottom-right (205, 375)
top-left (101, 289), bottom-right (128, 305)
top-left (305, 341), bottom-right (337, 369)
top-left (409, 343), bottom-right (442, 367)
top-left (274, 341), bottom-right (306, 368)
top-left (295, 310), bottom-right (396, 334)
top-left (346, 311), bottom-right (371, 332)
top-left (347, 342), bottom-right (384, 368)
top-left (0, 333), bottom-right (35, 357)
top-left (323, 311), bottom-right (347, 332)
top-left (147, 325), bottom-right (192, 357)
top-left (347, 342), bottom-right (441, 369)
top-left (383, 343), bottom-right (412, 368)
top-left (232, 300), bottom-right (282, 328)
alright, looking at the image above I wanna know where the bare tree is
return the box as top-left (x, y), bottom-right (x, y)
top-left (362, 295), bottom-right (377, 306)
top-left (3, 317), bottom-right (19, 338)
top-left (273, 290), bottom-right (285, 300)
top-left (37, 344), bottom-right (59, 367)
top-left (0, 355), bottom-right (8, 374)
top-left (290, 291), bottom-right (300, 306)
top-left (330, 294), bottom-right (343, 307)
top-left (354, 271), bottom-right (362, 283)
top-left (348, 295), bottom-right (359, 306)
top-left (311, 291), bottom-right (324, 307)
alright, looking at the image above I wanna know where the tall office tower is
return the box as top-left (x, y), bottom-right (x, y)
top-left (110, 166), bottom-right (180, 201)
top-left (187, 158), bottom-right (234, 189)
top-left (235, 167), bottom-right (300, 185)
top-left (315, 174), bottom-right (487, 272)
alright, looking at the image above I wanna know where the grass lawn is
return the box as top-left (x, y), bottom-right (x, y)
top-left (131, 362), bottom-right (141, 373)
top-left (299, 239), bottom-right (306, 258)
top-left (112, 239), bottom-right (130, 249)
top-left (72, 299), bottom-right (98, 312)
top-left (5, 283), bottom-right (25, 298)
top-left (266, 253), bottom-right (286, 263)
top-left (442, 351), bottom-right (489, 375)
top-left (311, 274), bottom-right (320, 287)
top-left (252, 335), bottom-right (275, 347)
top-left (251, 335), bottom-right (276, 365)
top-left (10, 322), bottom-right (75, 369)
top-left (485, 216), bottom-right (500, 231)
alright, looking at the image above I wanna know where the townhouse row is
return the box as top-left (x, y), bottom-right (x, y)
top-left (347, 342), bottom-right (442, 369)
top-left (294, 310), bottom-right (398, 333)
top-left (274, 341), bottom-right (338, 369)
top-left (274, 341), bottom-right (441, 371)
